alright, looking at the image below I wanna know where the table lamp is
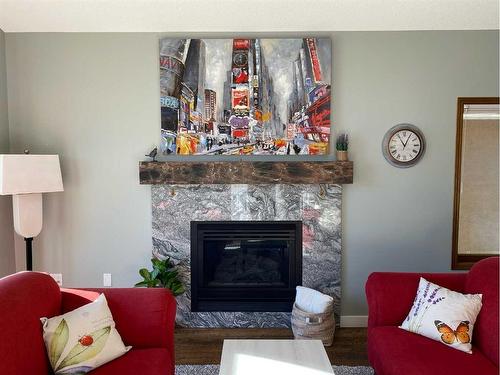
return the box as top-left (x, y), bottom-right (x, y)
top-left (0, 154), bottom-right (64, 270)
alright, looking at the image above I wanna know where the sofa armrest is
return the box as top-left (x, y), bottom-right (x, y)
top-left (365, 272), bottom-right (466, 328)
top-left (61, 288), bottom-right (176, 352)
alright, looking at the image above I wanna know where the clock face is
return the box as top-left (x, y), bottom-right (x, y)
top-left (382, 124), bottom-right (425, 168)
top-left (388, 130), bottom-right (422, 163)
top-left (233, 52), bottom-right (248, 67)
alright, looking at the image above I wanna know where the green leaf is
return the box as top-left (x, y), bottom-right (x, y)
top-left (167, 270), bottom-right (178, 278)
top-left (136, 256), bottom-right (185, 294)
top-left (49, 319), bottom-right (69, 368)
top-left (151, 258), bottom-right (165, 270)
top-left (172, 284), bottom-right (185, 296)
top-left (150, 268), bottom-right (160, 280)
top-left (162, 270), bottom-right (178, 284)
top-left (56, 326), bottom-right (111, 371)
top-left (139, 268), bottom-right (151, 280)
top-left (161, 276), bottom-right (172, 286)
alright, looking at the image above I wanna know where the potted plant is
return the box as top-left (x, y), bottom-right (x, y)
top-left (336, 133), bottom-right (349, 161)
top-left (135, 257), bottom-right (185, 296)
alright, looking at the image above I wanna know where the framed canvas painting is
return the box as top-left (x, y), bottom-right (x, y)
top-left (159, 38), bottom-right (332, 155)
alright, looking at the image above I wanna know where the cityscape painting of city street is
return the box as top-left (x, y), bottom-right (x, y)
top-left (159, 38), bottom-right (332, 155)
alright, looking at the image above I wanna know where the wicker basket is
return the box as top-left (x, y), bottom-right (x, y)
top-left (291, 303), bottom-right (335, 346)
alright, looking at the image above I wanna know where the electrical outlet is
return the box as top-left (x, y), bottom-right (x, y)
top-left (50, 273), bottom-right (63, 287)
top-left (103, 273), bottom-right (112, 287)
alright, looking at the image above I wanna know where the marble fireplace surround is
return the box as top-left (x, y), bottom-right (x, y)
top-left (151, 183), bottom-right (342, 328)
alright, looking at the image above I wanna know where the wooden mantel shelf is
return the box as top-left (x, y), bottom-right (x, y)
top-left (139, 161), bottom-right (353, 185)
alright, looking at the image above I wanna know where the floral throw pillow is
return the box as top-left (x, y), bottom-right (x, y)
top-left (399, 277), bottom-right (482, 353)
top-left (41, 294), bottom-right (131, 374)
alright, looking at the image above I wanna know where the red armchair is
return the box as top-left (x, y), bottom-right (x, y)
top-left (0, 271), bottom-right (176, 375)
top-left (366, 257), bottom-right (499, 375)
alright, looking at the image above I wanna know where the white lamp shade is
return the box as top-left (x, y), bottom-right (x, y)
top-left (0, 154), bottom-right (64, 195)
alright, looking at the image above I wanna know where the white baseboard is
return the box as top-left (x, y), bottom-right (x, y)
top-left (340, 315), bottom-right (368, 327)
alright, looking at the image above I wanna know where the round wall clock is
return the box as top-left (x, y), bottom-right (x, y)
top-left (382, 123), bottom-right (426, 168)
top-left (233, 52), bottom-right (248, 67)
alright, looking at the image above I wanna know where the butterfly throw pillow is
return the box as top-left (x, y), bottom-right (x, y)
top-left (399, 277), bottom-right (482, 353)
top-left (40, 294), bottom-right (131, 374)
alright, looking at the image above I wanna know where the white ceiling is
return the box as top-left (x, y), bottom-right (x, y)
top-left (0, 0), bottom-right (499, 33)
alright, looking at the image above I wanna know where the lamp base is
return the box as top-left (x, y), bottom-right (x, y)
top-left (12, 193), bottom-right (43, 238)
top-left (24, 237), bottom-right (33, 271)
top-left (11, 193), bottom-right (42, 271)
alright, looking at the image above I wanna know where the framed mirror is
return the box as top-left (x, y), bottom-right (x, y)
top-left (452, 97), bottom-right (500, 269)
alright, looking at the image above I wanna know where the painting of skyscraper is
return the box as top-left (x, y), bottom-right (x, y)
top-left (159, 38), bottom-right (331, 155)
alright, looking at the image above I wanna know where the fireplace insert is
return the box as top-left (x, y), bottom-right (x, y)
top-left (191, 221), bottom-right (302, 312)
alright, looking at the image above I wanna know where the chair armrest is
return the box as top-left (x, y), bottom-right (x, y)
top-left (365, 272), bottom-right (466, 328)
top-left (61, 287), bottom-right (176, 352)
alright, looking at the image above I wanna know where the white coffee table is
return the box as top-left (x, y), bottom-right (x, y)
top-left (219, 339), bottom-right (334, 375)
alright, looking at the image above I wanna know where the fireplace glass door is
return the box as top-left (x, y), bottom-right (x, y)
top-left (204, 237), bottom-right (290, 288)
top-left (191, 221), bottom-right (302, 312)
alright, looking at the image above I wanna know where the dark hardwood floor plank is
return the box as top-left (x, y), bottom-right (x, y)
top-left (175, 327), bottom-right (369, 366)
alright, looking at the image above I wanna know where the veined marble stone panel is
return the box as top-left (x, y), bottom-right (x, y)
top-left (152, 184), bottom-right (342, 328)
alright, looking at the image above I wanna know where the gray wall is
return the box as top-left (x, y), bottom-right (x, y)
top-left (335, 31), bottom-right (498, 314)
top-left (4, 31), bottom-right (499, 315)
top-left (0, 28), bottom-right (15, 277)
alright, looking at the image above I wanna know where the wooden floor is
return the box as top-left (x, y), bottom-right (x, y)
top-left (175, 327), bottom-right (369, 366)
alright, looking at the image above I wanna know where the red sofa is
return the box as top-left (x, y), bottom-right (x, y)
top-left (366, 257), bottom-right (499, 375)
top-left (0, 271), bottom-right (176, 375)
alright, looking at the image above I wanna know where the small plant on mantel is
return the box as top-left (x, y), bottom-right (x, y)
top-left (336, 133), bottom-right (349, 161)
top-left (135, 257), bottom-right (185, 296)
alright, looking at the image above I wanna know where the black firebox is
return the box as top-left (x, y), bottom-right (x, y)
top-left (190, 221), bottom-right (302, 312)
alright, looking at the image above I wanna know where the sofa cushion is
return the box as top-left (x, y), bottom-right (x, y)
top-left (366, 272), bottom-right (466, 328)
top-left (90, 348), bottom-right (172, 374)
top-left (465, 256), bottom-right (499, 366)
top-left (0, 272), bottom-right (61, 374)
top-left (41, 294), bottom-right (131, 374)
top-left (61, 287), bottom-right (175, 349)
top-left (368, 326), bottom-right (497, 375)
top-left (399, 277), bottom-right (482, 353)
